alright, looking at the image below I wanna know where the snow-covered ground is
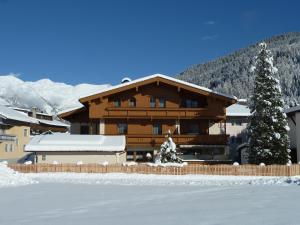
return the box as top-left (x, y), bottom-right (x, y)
top-left (1, 162), bottom-right (300, 225)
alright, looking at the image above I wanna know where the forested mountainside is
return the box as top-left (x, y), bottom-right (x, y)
top-left (177, 32), bottom-right (300, 107)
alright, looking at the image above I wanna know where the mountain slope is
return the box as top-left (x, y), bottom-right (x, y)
top-left (0, 75), bottom-right (110, 114)
top-left (177, 32), bottom-right (300, 106)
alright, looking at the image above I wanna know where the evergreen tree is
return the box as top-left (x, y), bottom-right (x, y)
top-left (247, 42), bottom-right (290, 165)
top-left (156, 130), bottom-right (183, 163)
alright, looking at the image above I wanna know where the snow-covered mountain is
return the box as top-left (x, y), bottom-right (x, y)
top-left (0, 74), bottom-right (110, 114)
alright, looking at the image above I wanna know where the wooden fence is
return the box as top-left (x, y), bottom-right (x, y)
top-left (8, 163), bottom-right (300, 176)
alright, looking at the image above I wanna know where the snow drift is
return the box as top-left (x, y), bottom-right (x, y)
top-left (0, 162), bottom-right (36, 188)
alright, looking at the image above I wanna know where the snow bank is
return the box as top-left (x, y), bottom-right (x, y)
top-left (0, 162), bottom-right (37, 188)
top-left (25, 172), bottom-right (300, 186)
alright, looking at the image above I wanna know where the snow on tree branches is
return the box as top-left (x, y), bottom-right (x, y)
top-left (156, 130), bottom-right (183, 163)
top-left (247, 42), bottom-right (290, 165)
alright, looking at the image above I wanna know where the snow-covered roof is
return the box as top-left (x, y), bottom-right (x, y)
top-left (0, 105), bottom-right (38, 124)
top-left (25, 133), bottom-right (126, 152)
top-left (285, 105), bottom-right (300, 114)
top-left (80, 74), bottom-right (237, 102)
top-left (226, 103), bottom-right (251, 117)
top-left (37, 118), bottom-right (70, 127)
top-left (58, 106), bottom-right (84, 115)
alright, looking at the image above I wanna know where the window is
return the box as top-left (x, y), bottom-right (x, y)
top-left (191, 100), bottom-right (198, 108)
top-left (9, 144), bottom-right (13, 152)
top-left (42, 154), bottom-right (46, 161)
top-left (231, 120), bottom-right (242, 126)
top-left (117, 123), bottom-right (127, 134)
top-left (153, 123), bottom-right (162, 135)
top-left (15, 138), bottom-right (18, 146)
top-left (150, 96), bottom-right (156, 108)
top-left (184, 99), bottom-right (198, 108)
top-left (24, 129), bottom-right (28, 137)
top-left (5, 144), bottom-right (8, 152)
top-left (189, 124), bottom-right (199, 134)
top-left (129, 98), bottom-right (136, 107)
top-left (159, 98), bottom-right (166, 108)
top-left (185, 99), bottom-right (192, 108)
top-left (114, 99), bottom-right (121, 107)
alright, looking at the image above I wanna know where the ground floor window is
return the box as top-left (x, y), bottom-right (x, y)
top-left (127, 151), bottom-right (154, 162)
top-left (42, 154), bottom-right (46, 161)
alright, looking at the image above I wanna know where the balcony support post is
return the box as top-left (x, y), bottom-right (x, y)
top-left (176, 119), bottom-right (180, 134)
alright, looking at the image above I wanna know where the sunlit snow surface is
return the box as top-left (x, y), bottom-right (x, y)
top-left (1, 163), bottom-right (300, 225)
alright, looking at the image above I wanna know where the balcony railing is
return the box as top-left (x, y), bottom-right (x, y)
top-left (126, 134), bottom-right (229, 147)
top-left (0, 134), bottom-right (16, 142)
top-left (104, 107), bottom-right (225, 119)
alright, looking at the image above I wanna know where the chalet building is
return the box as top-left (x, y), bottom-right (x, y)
top-left (60, 74), bottom-right (237, 162)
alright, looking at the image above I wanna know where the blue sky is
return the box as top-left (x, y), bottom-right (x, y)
top-left (0, 0), bottom-right (299, 85)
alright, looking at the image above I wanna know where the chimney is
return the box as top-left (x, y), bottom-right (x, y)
top-left (31, 107), bottom-right (37, 118)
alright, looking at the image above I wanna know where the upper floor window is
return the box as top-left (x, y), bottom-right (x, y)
top-left (129, 98), bottom-right (136, 107)
top-left (153, 123), bottom-right (162, 135)
top-left (24, 129), bottom-right (28, 137)
top-left (159, 98), bottom-right (166, 108)
top-left (185, 99), bottom-right (198, 108)
top-left (150, 96), bottom-right (156, 108)
top-left (117, 123), bottom-right (128, 134)
top-left (114, 99), bottom-right (121, 107)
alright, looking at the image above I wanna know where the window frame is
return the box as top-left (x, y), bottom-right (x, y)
top-left (158, 98), bottom-right (166, 108)
top-left (153, 123), bottom-right (162, 135)
top-left (150, 96), bottom-right (156, 108)
top-left (24, 128), bottom-right (28, 137)
top-left (128, 97), bottom-right (136, 107)
top-left (114, 99), bottom-right (121, 107)
top-left (117, 123), bottom-right (128, 134)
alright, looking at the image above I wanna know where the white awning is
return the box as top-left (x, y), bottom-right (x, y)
top-left (25, 133), bottom-right (126, 152)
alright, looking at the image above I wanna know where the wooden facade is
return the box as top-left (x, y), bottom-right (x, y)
top-left (60, 75), bottom-right (236, 161)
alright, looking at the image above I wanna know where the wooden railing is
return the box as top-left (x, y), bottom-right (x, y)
top-left (104, 107), bottom-right (225, 119)
top-left (126, 134), bottom-right (229, 146)
top-left (8, 163), bottom-right (300, 177)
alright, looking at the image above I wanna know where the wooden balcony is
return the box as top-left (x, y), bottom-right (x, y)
top-left (104, 107), bottom-right (225, 119)
top-left (126, 134), bottom-right (229, 147)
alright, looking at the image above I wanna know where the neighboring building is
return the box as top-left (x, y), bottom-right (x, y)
top-left (285, 105), bottom-right (300, 162)
top-left (0, 105), bottom-right (37, 163)
top-left (226, 100), bottom-right (250, 161)
top-left (25, 133), bottom-right (126, 164)
top-left (60, 74), bottom-right (237, 162)
top-left (12, 107), bottom-right (70, 134)
top-left (210, 100), bottom-right (250, 161)
top-left (0, 105), bottom-right (70, 163)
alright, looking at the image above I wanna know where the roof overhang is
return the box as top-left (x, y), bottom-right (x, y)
top-left (79, 74), bottom-right (237, 105)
